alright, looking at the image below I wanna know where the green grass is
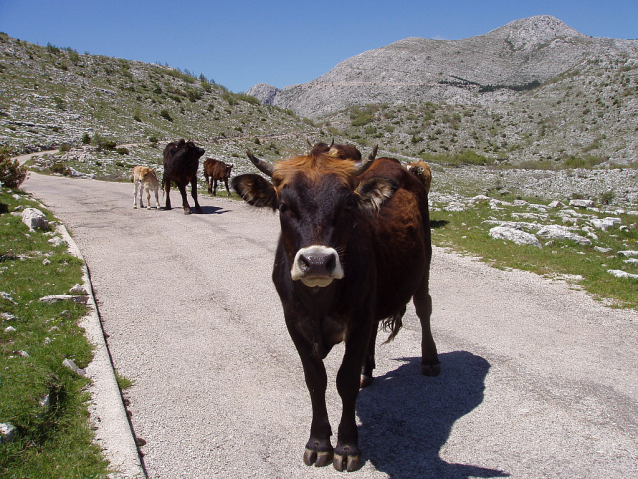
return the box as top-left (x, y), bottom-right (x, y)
top-left (0, 188), bottom-right (111, 478)
top-left (431, 200), bottom-right (638, 309)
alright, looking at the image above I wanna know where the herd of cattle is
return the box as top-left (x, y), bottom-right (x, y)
top-left (132, 138), bottom-right (435, 472)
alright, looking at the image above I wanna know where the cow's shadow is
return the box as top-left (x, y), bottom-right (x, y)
top-left (199, 205), bottom-right (230, 215)
top-left (357, 351), bottom-right (508, 478)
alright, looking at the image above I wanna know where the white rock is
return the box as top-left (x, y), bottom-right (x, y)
top-left (570, 199), bottom-right (595, 208)
top-left (0, 423), bottom-right (16, 443)
top-left (548, 200), bottom-right (565, 208)
top-left (21, 208), bottom-right (49, 231)
top-left (489, 226), bottom-right (542, 248)
top-left (62, 358), bottom-right (86, 376)
top-left (618, 250), bottom-right (638, 257)
top-left (537, 224), bottom-right (592, 245)
top-left (4, 326), bottom-right (16, 333)
top-left (607, 269), bottom-right (638, 279)
top-left (594, 246), bottom-right (612, 253)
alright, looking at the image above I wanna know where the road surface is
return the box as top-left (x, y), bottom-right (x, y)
top-left (23, 172), bottom-right (638, 478)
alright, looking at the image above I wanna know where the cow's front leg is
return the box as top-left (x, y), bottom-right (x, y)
top-left (334, 326), bottom-right (372, 472)
top-left (224, 179), bottom-right (231, 197)
top-left (145, 187), bottom-right (152, 209)
top-left (177, 183), bottom-right (191, 214)
top-left (360, 322), bottom-right (379, 388)
top-left (164, 182), bottom-right (172, 210)
top-left (191, 179), bottom-right (202, 214)
top-left (287, 325), bottom-right (334, 467)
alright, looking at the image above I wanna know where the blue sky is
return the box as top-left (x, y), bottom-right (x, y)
top-left (1, 1), bottom-right (637, 93)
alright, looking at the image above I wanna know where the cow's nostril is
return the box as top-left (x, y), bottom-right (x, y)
top-left (299, 255), bottom-right (311, 272)
top-left (326, 254), bottom-right (336, 272)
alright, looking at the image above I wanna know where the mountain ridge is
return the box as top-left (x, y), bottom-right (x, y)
top-left (249, 15), bottom-right (638, 118)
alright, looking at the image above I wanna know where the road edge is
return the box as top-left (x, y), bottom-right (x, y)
top-left (58, 224), bottom-right (146, 478)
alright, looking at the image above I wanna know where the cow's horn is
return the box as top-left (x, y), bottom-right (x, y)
top-left (353, 157), bottom-right (375, 176)
top-left (368, 144), bottom-right (378, 161)
top-left (246, 150), bottom-right (275, 177)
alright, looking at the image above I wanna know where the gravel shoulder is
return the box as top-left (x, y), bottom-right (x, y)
top-left (23, 172), bottom-right (638, 479)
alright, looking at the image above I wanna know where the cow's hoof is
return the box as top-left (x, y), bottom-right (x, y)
top-left (360, 374), bottom-right (373, 389)
top-left (303, 447), bottom-right (334, 467)
top-left (146, 207), bottom-right (152, 210)
top-left (133, 206), bottom-right (137, 209)
top-left (421, 361), bottom-right (441, 377)
top-left (333, 447), bottom-right (362, 472)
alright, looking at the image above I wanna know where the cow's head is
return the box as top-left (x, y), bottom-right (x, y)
top-left (232, 144), bottom-right (397, 288)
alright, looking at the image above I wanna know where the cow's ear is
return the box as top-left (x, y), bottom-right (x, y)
top-left (354, 177), bottom-right (399, 212)
top-left (231, 174), bottom-right (278, 210)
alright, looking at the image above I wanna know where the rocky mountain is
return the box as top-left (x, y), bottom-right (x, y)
top-left (255, 16), bottom-right (638, 118)
top-left (248, 16), bottom-right (638, 166)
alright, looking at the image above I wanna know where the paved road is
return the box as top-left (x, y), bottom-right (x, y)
top-left (23, 172), bottom-right (638, 478)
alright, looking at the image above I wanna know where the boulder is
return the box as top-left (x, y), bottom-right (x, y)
top-left (537, 224), bottom-right (592, 245)
top-left (570, 199), bottom-right (595, 208)
top-left (21, 207), bottom-right (49, 231)
top-left (489, 226), bottom-right (542, 248)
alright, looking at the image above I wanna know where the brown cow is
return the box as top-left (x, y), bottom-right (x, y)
top-left (203, 158), bottom-right (233, 196)
top-left (162, 139), bottom-right (205, 214)
top-left (132, 166), bottom-right (161, 209)
top-left (406, 160), bottom-right (432, 193)
top-left (232, 144), bottom-right (439, 472)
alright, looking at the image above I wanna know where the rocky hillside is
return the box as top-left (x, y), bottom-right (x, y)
top-left (0, 33), bottom-right (321, 163)
top-left (249, 16), bottom-right (638, 166)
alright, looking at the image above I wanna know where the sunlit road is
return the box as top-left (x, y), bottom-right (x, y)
top-left (24, 172), bottom-right (638, 478)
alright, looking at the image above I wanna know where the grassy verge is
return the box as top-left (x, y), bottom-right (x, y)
top-left (0, 188), bottom-right (111, 477)
top-left (430, 197), bottom-right (638, 309)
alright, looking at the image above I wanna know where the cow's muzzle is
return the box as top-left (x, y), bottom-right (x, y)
top-left (291, 245), bottom-right (344, 287)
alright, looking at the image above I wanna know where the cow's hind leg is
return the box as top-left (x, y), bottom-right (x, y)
top-left (224, 178), bottom-right (231, 197)
top-left (413, 274), bottom-right (440, 376)
top-left (360, 322), bottom-right (379, 388)
top-left (145, 185), bottom-right (152, 209)
top-left (178, 183), bottom-right (191, 214)
top-left (213, 179), bottom-right (218, 196)
top-left (191, 178), bottom-right (202, 213)
top-left (205, 175), bottom-right (212, 194)
top-left (133, 181), bottom-right (139, 208)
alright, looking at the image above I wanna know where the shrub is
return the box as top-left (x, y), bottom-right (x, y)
top-left (58, 143), bottom-right (72, 153)
top-left (160, 109), bottom-right (173, 122)
top-left (116, 147), bottom-right (129, 155)
top-left (82, 133), bottom-right (91, 144)
top-left (0, 152), bottom-right (28, 188)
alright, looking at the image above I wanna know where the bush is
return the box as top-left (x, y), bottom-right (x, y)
top-left (116, 147), bottom-right (129, 155)
top-left (0, 155), bottom-right (28, 188)
top-left (160, 109), bottom-right (173, 122)
top-left (82, 133), bottom-right (91, 144)
top-left (58, 143), bottom-right (72, 153)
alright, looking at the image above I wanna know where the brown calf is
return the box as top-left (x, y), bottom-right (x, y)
top-left (132, 166), bottom-right (160, 209)
top-left (406, 160), bottom-right (432, 193)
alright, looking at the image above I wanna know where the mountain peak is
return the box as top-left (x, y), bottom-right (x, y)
top-left (487, 15), bottom-right (585, 48)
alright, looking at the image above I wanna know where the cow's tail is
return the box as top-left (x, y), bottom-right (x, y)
top-left (380, 307), bottom-right (405, 343)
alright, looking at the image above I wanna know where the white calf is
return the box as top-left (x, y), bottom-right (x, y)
top-left (132, 166), bottom-right (160, 209)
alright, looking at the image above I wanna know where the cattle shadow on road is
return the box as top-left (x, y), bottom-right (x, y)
top-left (199, 205), bottom-right (231, 215)
top-left (357, 351), bottom-right (508, 478)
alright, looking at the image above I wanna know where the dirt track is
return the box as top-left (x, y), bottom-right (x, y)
top-left (23, 172), bottom-right (638, 479)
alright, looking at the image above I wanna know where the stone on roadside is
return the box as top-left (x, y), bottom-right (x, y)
top-left (489, 226), bottom-right (542, 248)
top-left (0, 423), bottom-right (16, 443)
top-left (21, 208), bottom-right (49, 231)
top-left (62, 358), bottom-right (86, 376)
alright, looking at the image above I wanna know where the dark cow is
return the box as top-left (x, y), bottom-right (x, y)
top-left (203, 158), bottom-right (233, 196)
top-left (162, 139), bottom-right (205, 214)
top-left (232, 144), bottom-right (439, 472)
